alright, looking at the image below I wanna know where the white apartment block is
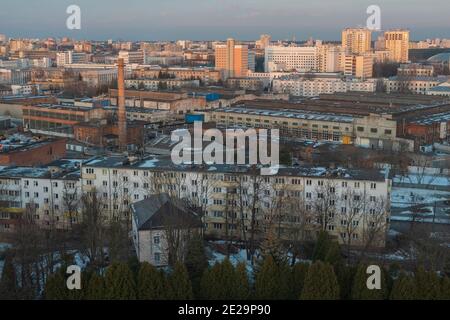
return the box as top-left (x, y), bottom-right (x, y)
top-left (125, 78), bottom-right (200, 90)
top-left (272, 74), bottom-right (376, 97)
top-left (119, 50), bottom-right (145, 64)
top-left (265, 46), bottom-right (319, 72)
top-left (56, 51), bottom-right (89, 67)
top-left (384, 76), bottom-right (449, 94)
top-left (80, 156), bottom-right (391, 248)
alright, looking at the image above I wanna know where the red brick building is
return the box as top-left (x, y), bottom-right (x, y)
top-left (0, 138), bottom-right (66, 166)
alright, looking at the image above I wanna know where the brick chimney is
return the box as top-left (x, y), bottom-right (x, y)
top-left (117, 58), bottom-right (127, 151)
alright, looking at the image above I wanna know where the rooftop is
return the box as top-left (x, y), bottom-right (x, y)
top-left (83, 155), bottom-right (388, 182)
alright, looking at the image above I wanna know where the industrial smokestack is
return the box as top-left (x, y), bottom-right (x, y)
top-left (117, 58), bottom-right (127, 151)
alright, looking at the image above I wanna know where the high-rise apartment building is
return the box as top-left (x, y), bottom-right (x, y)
top-left (342, 28), bottom-right (372, 55)
top-left (215, 38), bottom-right (249, 78)
top-left (384, 29), bottom-right (410, 63)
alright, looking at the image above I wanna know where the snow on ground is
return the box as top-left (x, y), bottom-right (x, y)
top-left (393, 174), bottom-right (450, 187)
top-left (391, 187), bottom-right (450, 208)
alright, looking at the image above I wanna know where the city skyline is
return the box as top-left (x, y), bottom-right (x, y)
top-left (0, 0), bottom-right (449, 41)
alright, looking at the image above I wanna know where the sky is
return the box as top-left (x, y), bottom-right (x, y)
top-left (0, 0), bottom-right (449, 41)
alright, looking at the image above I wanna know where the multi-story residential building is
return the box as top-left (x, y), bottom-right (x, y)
top-left (133, 67), bottom-right (222, 84)
top-left (317, 45), bottom-right (344, 73)
top-left (118, 50), bottom-right (145, 64)
top-left (215, 38), bottom-right (249, 78)
top-left (272, 73), bottom-right (376, 97)
top-left (384, 76), bottom-right (448, 94)
top-left (384, 29), bottom-right (410, 63)
top-left (397, 64), bottom-right (434, 77)
top-left (343, 54), bottom-right (374, 79)
top-left (56, 51), bottom-right (90, 66)
top-left (80, 155), bottom-right (391, 248)
top-left (265, 46), bottom-right (318, 72)
top-left (125, 78), bottom-right (200, 91)
top-left (64, 64), bottom-right (118, 88)
top-left (0, 162), bottom-right (81, 232)
top-left (341, 28), bottom-right (372, 55)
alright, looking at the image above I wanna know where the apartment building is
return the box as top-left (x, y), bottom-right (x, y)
top-left (125, 78), bottom-right (200, 91)
top-left (265, 46), bottom-right (318, 72)
top-left (0, 162), bottom-right (81, 232)
top-left (80, 156), bottom-right (391, 248)
top-left (384, 76), bottom-right (448, 94)
top-left (343, 54), bottom-right (373, 79)
top-left (342, 28), bottom-right (372, 55)
top-left (272, 74), bottom-right (376, 97)
top-left (397, 64), bottom-right (434, 77)
top-left (118, 50), bottom-right (145, 64)
top-left (56, 51), bottom-right (90, 66)
top-left (384, 30), bottom-right (410, 63)
top-left (215, 38), bottom-right (249, 78)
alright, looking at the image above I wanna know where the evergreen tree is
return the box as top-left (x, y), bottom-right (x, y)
top-left (201, 259), bottom-right (236, 299)
top-left (44, 271), bottom-right (68, 300)
top-left (184, 236), bottom-right (208, 297)
top-left (86, 272), bottom-right (106, 300)
top-left (300, 261), bottom-right (340, 300)
top-left (254, 256), bottom-right (291, 300)
top-left (414, 267), bottom-right (441, 300)
top-left (440, 277), bottom-right (450, 300)
top-left (0, 256), bottom-right (18, 300)
top-left (312, 231), bottom-right (331, 262)
top-left (351, 264), bottom-right (387, 300)
top-left (167, 262), bottom-right (193, 300)
top-left (104, 262), bottom-right (136, 300)
top-left (137, 262), bottom-right (166, 300)
top-left (390, 273), bottom-right (417, 300)
top-left (291, 263), bottom-right (309, 299)
top-left (235, 263), bottom-right (250, 300)
top-left (324, 241), bottom-right (342, 266)
top-left (335, 265), bottom-right (356, 300)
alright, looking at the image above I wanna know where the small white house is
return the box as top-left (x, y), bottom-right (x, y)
top-left (131, 193), bottom-right (202, 267)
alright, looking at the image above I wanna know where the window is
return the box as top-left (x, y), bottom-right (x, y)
top-left (154, 253), bottom-right (161, 263)
top-left (370, 183), bottom-right (376, 189)
top-left (357, 127), bottom-right (364, 132)
top-left (385, 129), bottom-right (392, 135)
top-left (153, 236), bottom-right (160, 245)
top-left (370, 128), bottom-right (378, 133)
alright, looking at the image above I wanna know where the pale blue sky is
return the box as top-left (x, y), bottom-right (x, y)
top-left (0, 0), bottom-right (448, 40)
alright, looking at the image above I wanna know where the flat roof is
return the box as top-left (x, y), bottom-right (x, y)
top-left (83, 155), bottom-right (387, 181)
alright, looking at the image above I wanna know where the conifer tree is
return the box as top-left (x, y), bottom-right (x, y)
top-left (167, 262), bottom-right (193, 300)
top-left (324, 241), bottom-right (342, 266)
top-left (291, 263), bottom-right (309, 299)
top-left (137, 262), bottom-right (166, 300)
top-left (351, 264), bottom-right (387, 300)
top-left (254, 256), bottom-right (291, 300)
top-left (86, 272), bottom-right (106, 300)
top-left (235, 262), bottom-right (250, 300)
top-left (312, 231), bottom-right (331, 262)
top-left (184, 236), bottom-right (208, 297)
top-left (414, 267), bottom-right (441, 300)
top-left (44, 271), bottom-right (68, 300)
top-left (300, 261), bottom-right (340, 300)
top-left (104, 262), bottom-right (136, 300)
top-left (0, 256), bottom-right (18, 300)
top-left (390, 273), bottom-right (417, 300)
top-left (440, 276), bottom-right (450, 300)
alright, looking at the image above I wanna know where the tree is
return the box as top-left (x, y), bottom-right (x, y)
top-left (351, 264), bottom-right (387, 300)
top-left (86, 272), bottom-right (106, 300)
top-left (235, 263), bottom-right (250, 300)
top-left (0, 256), bottom-right (18, 300)
top-left (414, 267), bottom-right (441, 300)
top-left (291, 263), bottom-right (309, 299)
top-left (104, 262), bottom-right (136, 300)
top-left (200, 259), bottom-right (238, 300)
top-left (44, 270), bottom-right (68, 300)
top-left (184, 236), bottom-right (208, 297)
top-left (167, 262), bottom-right (193, 300)
top-left (390, 273), bottom-right (417, 300)
top-left (440, 277), bottom-right (450, 300)
top-left (312, 231), bottom-right (331, 262)
top-left (137, 262), bottom-right (167, 300)
top-left (254, 256), bottom-right (291, 300)
top-left (300, 261), bottom-right (340, 300)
